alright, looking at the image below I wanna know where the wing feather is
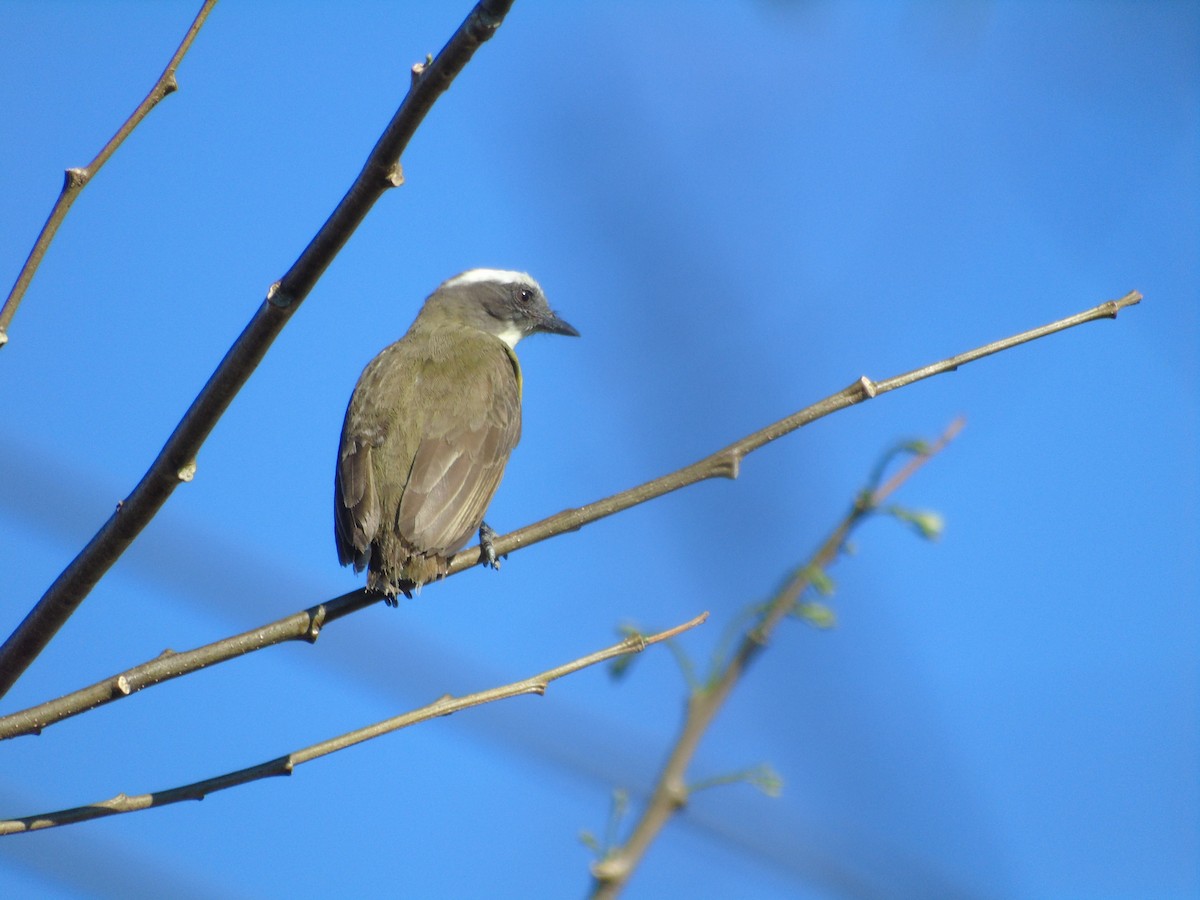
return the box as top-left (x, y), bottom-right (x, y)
top-left (397, 341), bottom-right (521, 555)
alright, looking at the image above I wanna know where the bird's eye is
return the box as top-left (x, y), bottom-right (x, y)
top-left (518, 288), bottom-right (534, 304)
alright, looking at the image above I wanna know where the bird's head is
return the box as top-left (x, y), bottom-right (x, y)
top-left (426, 269), bottom-right (579, 348)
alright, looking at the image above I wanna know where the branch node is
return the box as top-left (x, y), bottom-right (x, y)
top-left (664, 774), bottom-right (689, 810)
top-left (266, 281), bottom-right (295, 310)
top-left (857, 375), bottom-right (878, 398)
top-left (623, 632), bottom-right (648, 655)
top-left (590, 854), bottom-right (631, 883)
top-left (411, 54), bottom-right (433, 86)
top-left (105, 792), bottom-right (130, 809)
top-left (384, 162), bottom-right (405, 188)
top-left (114, 675), bottom-right (131, 696)
top-left (62, 167), bottom-right (89, 191)
top-left (176, 459), bottom-right (197, 482)
top-left (304, 605), bottom-right (327, 643)
top-left (721, 453), bottom-right (741, 480)
top-left (162, 74), bottom-right (179, 96)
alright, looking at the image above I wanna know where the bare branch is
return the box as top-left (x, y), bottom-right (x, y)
top-left (0, 0), bottom-right (519, 701)
top-left (0, 292), bottom-right (1139, 735)
top-left (0, 612), bottom-right (708, 835)
top-left (588, 421), bottom-right (964, 897)
top-left (0, 590), bottom-right (374, 739)
top-left (0, 0), bottom-right (218, 346)
top-left (450, 291), bottom-right (1141, 572)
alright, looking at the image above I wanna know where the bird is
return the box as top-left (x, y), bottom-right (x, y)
top-left (334, 268), bottom-right (578, 602)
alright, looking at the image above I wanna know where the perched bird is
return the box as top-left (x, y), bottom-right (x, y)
top-left (335, 269), bottom-right (578, 602)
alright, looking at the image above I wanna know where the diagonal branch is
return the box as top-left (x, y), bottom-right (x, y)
top-left (0, 611), bottom-right (708, 835)
top-left (447, 290), bottom-right (1142, 572)
top-left (0, 590), bottom-right (374, 739)
top-left (589, 420), bottom-right (964, 897)
top-left (0, 290), bottom-right (1140, 738)
top-left (0, 0), bottom-right (218, 346)
top-left (0, 0), bottom-right (519, 701)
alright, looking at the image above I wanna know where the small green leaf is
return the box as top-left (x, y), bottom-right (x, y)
top-left (806, 564), bottom-right (836, 596)
top-left (608, 654), bottom-right (636, 679)
top-left (690, 763), bottom-right (785, 798)
top-left (747, 763), bottom-right (784, 798)
top-left (890, 505), bottom-right (945, 540)
top-left (793, 602), bottom-right (836, 629)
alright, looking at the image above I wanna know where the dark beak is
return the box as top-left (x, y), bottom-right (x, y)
top-left (538, 310), bottom-right (580, 338)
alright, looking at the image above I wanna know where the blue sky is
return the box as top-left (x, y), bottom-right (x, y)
top-left (1, 1), bottom-right (1196, 897)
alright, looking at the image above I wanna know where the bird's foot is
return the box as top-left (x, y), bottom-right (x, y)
top-left (380, 585), bottom-right (412, 607)
top-left (479, 522), bottom-right (506, 571)
top-left (367, 574), bottom-right (413, 606)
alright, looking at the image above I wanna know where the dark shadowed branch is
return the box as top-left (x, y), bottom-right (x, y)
top-left (0, 0), bottom-right (519, 701)
top-left (588, 419), bottom-right (964, 898)
top-left (0, 291), bottom-right (1140, 738)
top-left (0, 612), bottom-right (707, 835)
top-left (0, 0), bottom-right (218, 346)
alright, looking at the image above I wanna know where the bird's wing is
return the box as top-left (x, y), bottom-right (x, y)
top-left (397, 344), bottom-right (522, 556)
top-left (335, 344), bottom-right (412, 569)
top-left (334, 419), bottom-right (385, 569)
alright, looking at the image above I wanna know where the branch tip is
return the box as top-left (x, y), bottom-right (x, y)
top-left (1103, 290), bottom-right (1141, 318)
top-left (644, 612), bottom-right (709, 646)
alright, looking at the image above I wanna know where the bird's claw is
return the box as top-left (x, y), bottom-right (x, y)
top-left (479, 522), bottom-right (504, 571)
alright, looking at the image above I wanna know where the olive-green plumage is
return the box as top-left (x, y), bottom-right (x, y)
top-left (335, 269), bottom-right (577, 601)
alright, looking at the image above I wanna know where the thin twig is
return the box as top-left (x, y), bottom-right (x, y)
top-left (451, 291), bottom-right (1140, 575)
top-left (0, 292), bottom-right (1138, 736)
top-left (0, 612), bottom-right (708, 835)
top-left (0, 0), bottom-right (218, 346)
top-left (588, 420), bottom-right (963, 897)
top-left (0, 0), bottom-right (519, 701)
